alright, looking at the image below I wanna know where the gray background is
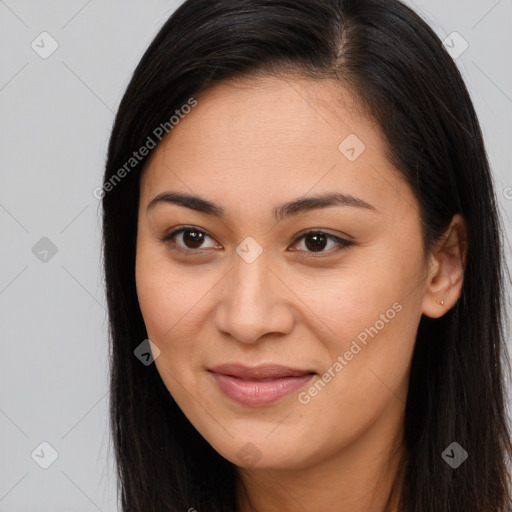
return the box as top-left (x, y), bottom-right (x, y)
top-left (0, 1), bottom-right (511, 510)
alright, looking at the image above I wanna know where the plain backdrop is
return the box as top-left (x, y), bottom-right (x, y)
top-left (0, 1), bottom-right (511, 510)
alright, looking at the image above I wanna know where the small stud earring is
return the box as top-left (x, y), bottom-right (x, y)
top-left (438, 299), bottom-right (445, 306)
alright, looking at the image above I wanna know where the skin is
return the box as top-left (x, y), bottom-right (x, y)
top-left (135, 75), bottom-right (467, 512)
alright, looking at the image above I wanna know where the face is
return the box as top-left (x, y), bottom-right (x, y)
top-left (135, 75), bottom-right (430, 471)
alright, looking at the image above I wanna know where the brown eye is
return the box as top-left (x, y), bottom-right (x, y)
top-left (304, 232), bottom-right (328, 252)
top-left (181, 229), bottom-right (206, 249)
top-left (161, 226), bottom-right (219, 252)
top-left (161, 227), bottom-right (353, 256)
top-left (290, 230), bottom-right (353, 254)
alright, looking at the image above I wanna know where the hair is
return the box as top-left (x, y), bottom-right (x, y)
top-left (101, 0), bottom-right (512, 510)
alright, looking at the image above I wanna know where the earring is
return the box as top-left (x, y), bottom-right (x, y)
top-left (438, 299), bottom-right (445, 306)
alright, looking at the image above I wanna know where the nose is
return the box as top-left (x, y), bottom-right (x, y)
top-left (214, 252), bottom-right (295, 344)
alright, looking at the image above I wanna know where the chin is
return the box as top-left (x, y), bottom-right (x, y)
top-left (206, 430), bottom-right (318, 471)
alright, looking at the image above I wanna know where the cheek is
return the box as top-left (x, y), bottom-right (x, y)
top-left (135, 239), bottom-right (182, 346)
top-left (135, 267), bottom-right (171, 340)
top-left (302, 243), bottom-right (424, 391)
top-left (135, 261), bottom-right (202, 400)
top-left (294, 259), bottom-right (400, 343)
top-left (135, 246), bottom-right (221, 374)
top-left (136, 269), bottom-right (196, 344)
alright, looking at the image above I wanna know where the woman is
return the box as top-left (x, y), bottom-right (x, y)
top-left (101, 0), bottom-right (512, 510)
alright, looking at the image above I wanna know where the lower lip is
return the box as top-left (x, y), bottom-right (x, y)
top-left (209, 372), bottom-right (315, 406)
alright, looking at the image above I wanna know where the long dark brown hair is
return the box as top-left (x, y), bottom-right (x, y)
top-left (101, 0), bottom-right (512, 510)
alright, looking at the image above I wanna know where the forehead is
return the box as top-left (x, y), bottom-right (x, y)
top-left (139, 75), bottom-right (413, 221)
top-left (165, 75), bottom-right (373, 152)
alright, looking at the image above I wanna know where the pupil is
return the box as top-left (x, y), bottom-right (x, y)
top-left (181, 231), bottom-right (328, 251)
top-left (305, 233), bottom-right (326, 252)
top-left (184, 230), bottom-right (204, 249)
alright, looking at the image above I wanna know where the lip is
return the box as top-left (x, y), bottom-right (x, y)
top-left (208, 364), bottom-right (316, 406)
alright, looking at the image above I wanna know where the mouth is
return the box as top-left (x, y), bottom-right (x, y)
top-left (207, 364), bottom-right (317, 406)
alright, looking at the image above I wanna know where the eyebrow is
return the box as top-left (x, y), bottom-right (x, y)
top-left (146, 191), bottom-right (379, 221)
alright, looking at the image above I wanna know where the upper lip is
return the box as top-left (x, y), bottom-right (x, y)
top-left (208, 364), bottom-right (316, 379)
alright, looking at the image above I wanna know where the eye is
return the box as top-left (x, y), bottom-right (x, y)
top-left (160, 226), bottom-right (220, 253)
top-left (160, 226), bottom-right (353, 255)
top-left (289, 229), bottom-right (354, 255)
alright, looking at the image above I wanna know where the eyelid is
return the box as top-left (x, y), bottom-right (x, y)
top-left (160, 225), bottom-right (354, 255)
top-left (160, 225), bottom-right (219, 252)
top-left (288, 229), bottom-right (353, 255)
top-left (291, 227), bottom-right (353, 245)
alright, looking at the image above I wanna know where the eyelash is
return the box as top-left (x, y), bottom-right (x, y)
top-left (160, 226), bottom-right (354, 256)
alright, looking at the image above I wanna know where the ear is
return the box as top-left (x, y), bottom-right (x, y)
top-left (421, 214), bottom-right (468, 319)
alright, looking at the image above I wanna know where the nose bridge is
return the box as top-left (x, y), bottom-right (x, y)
top-left (214, 247), bottom-right (293, 343)
top-left (228, 248), bottom-right (274, 316)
